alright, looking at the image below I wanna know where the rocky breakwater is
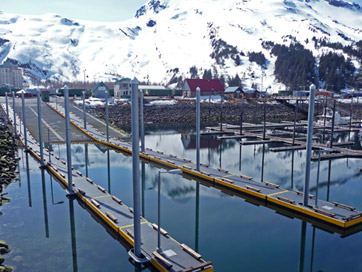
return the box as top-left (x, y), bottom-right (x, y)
top-left (0, 113), bottom-right (18, 272)
top-left (90, 100), bottom-right (308, 131)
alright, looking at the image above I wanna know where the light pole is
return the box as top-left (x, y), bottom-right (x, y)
top-left (315, 148), bottom-right (333, 207)
top-left (157, 169), bottom-right (182, 252)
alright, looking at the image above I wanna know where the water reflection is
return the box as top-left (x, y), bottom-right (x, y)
top-left (298, 221), bottom-right (307, 272)
top-left (40, 168), bottom-right (49, 238)
top-left (25, 152), bottom-right (32, 207)
top-left (69, 198), bottom-right (78, 272)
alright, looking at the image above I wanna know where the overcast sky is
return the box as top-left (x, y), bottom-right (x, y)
top-left (1, 0), bottom-right (362, 22)
top-left (0, 0), bottom-right (147, 22)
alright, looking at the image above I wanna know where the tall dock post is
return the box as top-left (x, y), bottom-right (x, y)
top-left (303, 84), bottom-right (316, 206)
top-left (140, 89), bottom-right (145, 153)
top-left (263, 92), bottom-right (267, 140)
top-left (5, 92), bottom-right (9, 123)
top-left (21, 91), bottom-right (28, 151)
top-left (220, 96), bottom-right (223, 131)
top-left (196, 87), bottom-right (200, 171)
top-left (330, 100), bottom-right (336, 148)
top-left (292, 100), bottom-right (298, 145)
top-left (64, 85), bottom-right (74, 195)
top-left (37, 90), bottom-right (45, 167)
top-left (129, 78), bottom-right (144, 262)
top-left (349, 98), bottom-right (352, 141)
top-left (12, 89), bottom-right (17, 138)
top-left (240, 96), bottom-right (243, 136)
top-left (82, 91), bottom-right (87, 129)
top-left (105, 90), bottom-right (109, 142)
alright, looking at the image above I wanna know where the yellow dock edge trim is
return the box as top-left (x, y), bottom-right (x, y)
top-left (150, 157), bottom-right (179, 169)
top-left (191, 171), bottom-right (215, 183)
top-left (151, 258), bottom-right (168, 272)
top-left (267, 197), bottom-right (345, 227)
top-left (214, 178), bottom-right (267, 200)
top-left (345, 216), bottom-right (362, 228)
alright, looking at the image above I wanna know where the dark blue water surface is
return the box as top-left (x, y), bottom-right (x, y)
top-left (1, 129), bottom-right (362, 272)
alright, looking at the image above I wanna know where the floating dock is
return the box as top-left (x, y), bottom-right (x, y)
top-left (4, 104), bottom-right (213, 272)
top-left (45, 102), bottom-right (362, 235)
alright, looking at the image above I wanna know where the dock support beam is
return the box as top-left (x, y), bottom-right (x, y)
top-left (140, 89), bottom-right (145, 153)
top-left (12, 89), bottom-right (17, 138)
top-left (64, 85), bottom-right (74, 195)
top-left (5, 92), bottom-right (9, 123)
top-left (196, 87), bottom-right (200, 171)
top-left (37, 91), bottom-right (44, 167)
top-left (130, 78), bottom-right (142, 260)
top-left (105, 90), bottom-right (109, 142)
top-left (21, 91), bottom-right (28, 151)
top-left (82, 91), bottom-right (87, 129)
top-left (303, 84), bottom-right (315, 206)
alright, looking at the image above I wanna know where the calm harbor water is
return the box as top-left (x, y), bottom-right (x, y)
top-left (1, 129), bottom-right (362, 272)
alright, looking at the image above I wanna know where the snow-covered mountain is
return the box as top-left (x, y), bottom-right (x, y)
top-left (0, 0), bottom-right (361, 91)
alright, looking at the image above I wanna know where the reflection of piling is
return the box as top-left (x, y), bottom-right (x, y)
top-left (69, 198), bottom-right (78, 272)
top-left (298, 221), bottom-right (307, 272)
top-left (261, 144), bottom-right (265, 182)
top-left (25, 152), bottom-right (32, 207)
top-left (195, 182), bottom-right (200, 252)
top-left (41, 169), bottom-right (49, 238)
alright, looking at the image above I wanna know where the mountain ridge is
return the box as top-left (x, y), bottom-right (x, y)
top-left (0, 0), bottom-right (361, 91)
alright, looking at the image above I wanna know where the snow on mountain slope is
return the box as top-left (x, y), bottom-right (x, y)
top-left (0, 0), bottom-right (361, 91)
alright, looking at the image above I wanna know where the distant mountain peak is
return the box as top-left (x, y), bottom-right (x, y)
top-left (324, 0), bottom-right (361, 11)
top-left (135, 0), bottom-right (169, 18)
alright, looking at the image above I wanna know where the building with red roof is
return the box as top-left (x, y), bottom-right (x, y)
top-left (182, 79), bottom-right (224, 97)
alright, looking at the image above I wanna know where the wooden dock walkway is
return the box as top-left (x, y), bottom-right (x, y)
top-left (4, 103), bottom-right (213, 272)
top-left (205, 124), bottom-right (362, 161)
top-left (43, 103), bottom-right (362, 235)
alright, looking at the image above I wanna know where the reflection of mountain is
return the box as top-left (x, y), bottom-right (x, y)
top-left (181, 134), bottom-right (221, 150)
